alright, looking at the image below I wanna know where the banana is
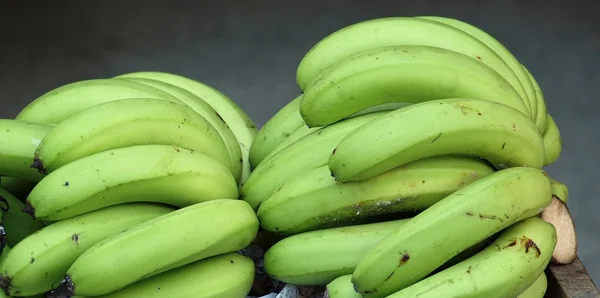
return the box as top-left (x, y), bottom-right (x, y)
top-left (418, 16), bottom-right (540, 127)
top-left (329, 98), bottom-right (545, 182)
top-left (0, 177), bottom-right (36, 202)
top-left (241, 111), bottom-right (389, 210)
top-left (0, 245), bottom-right (9, 264)
top-left (264, 219), bottom-right (409, 286)
top-left (64, 199), bottom-right (259, 296)
top-left (258, 156), bottom-right (494, 235)
top-left (32, 98), bottom-right (233, 178)
top-left (0, 188), bottom-right (45, 247)
top-left (117, 77), bottom-right (243, 183)
top-left (0, 203), bottom-right (174, 296)
top-left (351, 167), bottom-right (552, 297)
top-left (550, 177), bottom-right (569, 203)
top-left (0, 120), bottom-right (53, 182)
top-left (300, 45), bottom-right (530, 128)
top-left (387, 217), bottom-right (556, 298)
top-left (542, 114), bottom-right (562, 165)
top-left (250, 95), bottom-right (305, 168)
top-left (326, 275), bottom-right (362, 298)
top-left (296, 17), bottom-right (531, 113)
top-left (25, 145), bottom-right (238, 221)
top-left (16, 79), bottom-right (181, 124)
top-left (523, 65), bottom-right (548, 134)
top-left (114, 71), bottom-right (257, 184)
top-left (89, 252), bottom-right (254, 298)
top-left (518, 272), bottom-right (548, 298)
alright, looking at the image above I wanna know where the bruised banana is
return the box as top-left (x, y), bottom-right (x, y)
top-left (542, 114), bottom-right (562, 166)
top-left (352, 167), bottom-right (552, 298)
top-left (241, 111), bottom-right (388, 210)
top-left (0, 203), bottom-right (173, 296)
top-left (16, 79), bottom-right (180, 124)
top-left (0, 120), bottom-right (53, 182)
top-left (258, 156), bottom-right (494, 234)
top-left (64, 199), bottom-right (259, 296)
top-left (329, 98), bottom-right (545, 182)
top-left (25, 145), bottom-right (238, 221)
top-left (0, 188), bottom-right (44, 247)
top-left (388, 217), bottom-right (556, 298)
top-left (32, 98), bottom-right (234, 178)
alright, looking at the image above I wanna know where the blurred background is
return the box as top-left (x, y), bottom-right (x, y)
top-left (1, 0), bottom-right (599, 283)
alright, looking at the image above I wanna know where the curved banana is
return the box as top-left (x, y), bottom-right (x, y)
top-left (264, 219), bottom-right (409, 285)
top-left (418, 16), bottom-right (539, 126)
top-left (296, 17), bottom-right (531, 112)
top-left (0, 188), bottom-right (45, 247)
top-left (258, 156), bottom-right (494, 235)
top-left (25, 145), bottom-right (238, 221)
top-left (387, 217), bottom-right (556, 298)
top-left (118, 77), bottom-right (243, 183)
top-left (33, 98), bottom-right (233, 177)
top-left (0, 203), bottom-right (173, 296)
top-left (542, 114), bottom-right (562, 165)
top-left (64, 199), bottom-right (259, 296)
top-left (522, 65), bottom-right (548, 134)
top-left (115, 71), bottom-right (257, 184)
top-left (241, 111), bottom-right (389, 210)
top-left (326, 275), bottom-right (362, 298)
top-left (16, 79), bottom-right (181, 124)
top-left (91, 252), bottom-right (254, 298)
top-left (550, 177), bottom-right (569, 203)
top-left (518, 272), bottom-right (548, 298)
top-left (329, 98), bottom-right (545, 182)
top-left (352, 167), bottom-right (552, 297)
top-left (250, 95), bottom-right (305, 169)
top-left (0, 177), bottom-right (36, 202)
top-left (300, 45), bottom-right (529, 128)
top-left (0, 120), bottom-right (53, 182)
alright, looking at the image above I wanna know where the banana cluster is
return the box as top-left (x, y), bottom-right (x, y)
top-left (249, 16), bottom-right (573, 298)
top-left (0, 72), bottom-right (260, 297)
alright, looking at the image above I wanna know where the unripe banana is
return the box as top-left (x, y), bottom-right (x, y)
top-left (16, 79), bottom-right (181, 124)
top-left (300, 45), bottom-right (529, 128)
top-left (26, 145), bottom-right (238, 220)
top-left (0, 188), bottom-right (44, 247)
top-left (115, 71), bottom-right (257, 184)
top-left (550, 177), bottom-right (569, 203)
top-left (0, 120), bottom-right (53, 182)
top-left (522, 65), bottom-right (548, 134)
top-left (542, 114), bottom-right (562, 165)
top-left (0, 203), bottom-right (173, 296)
top-left (352, 167), bottom-right (552, 297)
top-left (33, 98), bottom-right (233, 178)
top-left (64, 199), bottom-right (259, 296)
top-left (258, 156), bottom-right (494, 235)
top-left (517, 272), bottom-right (548, 298)
top-left (387, 217), bottom-right (556, 298)
top-left (326, 275), bottom-right (361, 298)
top-left (241, 111), bottom-right (389, 210)
top-left (330, 98), bottom-right (545, 182)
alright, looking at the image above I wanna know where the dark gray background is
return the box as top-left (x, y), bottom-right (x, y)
top-left (2, 0), bottom-right (599, 283)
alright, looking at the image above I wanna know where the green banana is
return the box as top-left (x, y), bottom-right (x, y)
top-left (32, 98), bottom-right (234, 178)
top-left (518, 272), bottom-right (548, 298)
top-left (387, 217), bottom-right (556, 298)
top-left (418, 16), bottom-right (539, 127)
top-left (300, 45), bottom-right (529, 128)
top-left (0, 203), bottom-right (173, 296)
top-left (523, 65), bottom-right (548, 134)
top-left (114, 71), bottom-right (257, 184)
top-left (118, 77), bottom-right (243, 183)
top-left (250, 95), bottom-right (304, 168)
top-left (326, 275), bottom-right (362, 298)
top-left (241, 111), bottom-right (389, 210)
top-left (0, 188), bottom-right (44, 247)
top-left (89, 252), bottom-right (254, 298)
top-left (0, 177), bottom-right (36, 202)
top-left (352, 167), bottom-right (552, 297)
top-left (329, 98), bottom-right (545, 182)
top-left (0, 120), bottom-right (53, 182)
top-left (0, 245), bottom-right (9, 264)
top-left (264, 219), bottom-right (409, 285)
top-left (64, 199), bottom-right (259, 296)
top-left (542, 114), bottom-right (562, 165)
top-left (16, 79), bottom-right (181, 124)
top-left (296, 17), bottom-right (531, 113)
top-left (25, 145), bottom-right (238, 221)
top-left (258, 156), bottom-right (494, 235)
top-left (550, 177), bottom-right (569, 203)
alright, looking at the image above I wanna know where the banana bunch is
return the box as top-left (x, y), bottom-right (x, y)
top-left (250, 15), bottom-right (573, 298)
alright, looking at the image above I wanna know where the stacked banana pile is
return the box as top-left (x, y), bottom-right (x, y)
top-left (248, 16), bottom-right (575, 298)
top-left (0, 72), bottom-right (261, 297)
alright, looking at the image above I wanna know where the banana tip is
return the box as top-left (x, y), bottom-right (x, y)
top-left (54, 275), bottom-right (75, 296)
top-left (21, 202), bottom-right (36, 219)
top-left (30, 156), bottom-right (47, 174)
